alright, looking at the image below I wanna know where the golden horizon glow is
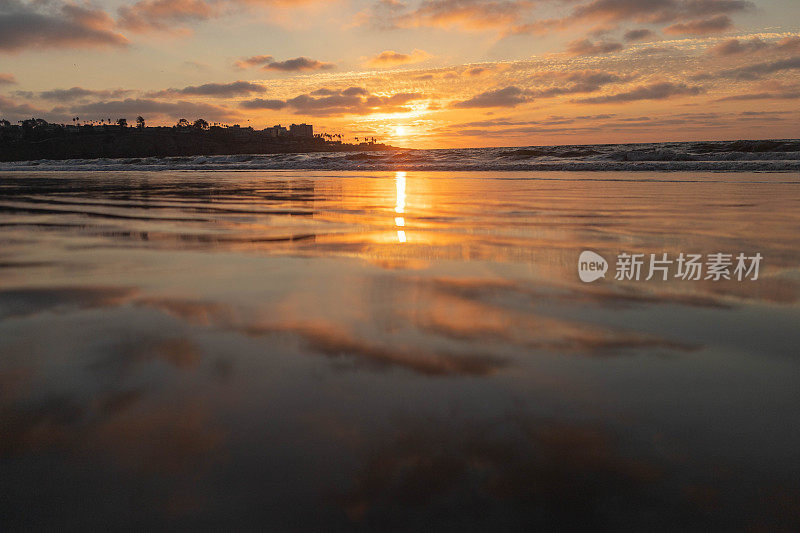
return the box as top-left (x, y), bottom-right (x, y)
top-left (0, 1), bottom-right (798, 147)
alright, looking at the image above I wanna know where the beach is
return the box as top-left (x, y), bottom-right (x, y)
top-left (1, 168), bottom-right (799, 530)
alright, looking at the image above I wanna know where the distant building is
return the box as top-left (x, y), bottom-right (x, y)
top-left (290, 123), bottom-right (313, 137)
top-left (264, 124), bottom-right (289, 137)
top-left (228, 125), bottom-right (254, 138)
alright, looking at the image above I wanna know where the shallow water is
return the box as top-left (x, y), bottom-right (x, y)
top-left (1, 170), bottom-right (799, 530)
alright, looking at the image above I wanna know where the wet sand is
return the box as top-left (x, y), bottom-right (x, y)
top-left (1, 170), bottom-right (799, 530)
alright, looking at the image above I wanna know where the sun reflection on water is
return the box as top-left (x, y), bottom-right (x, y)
top-left (395, 171), bottom-right (406, 243)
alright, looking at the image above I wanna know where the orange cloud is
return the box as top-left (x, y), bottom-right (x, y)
top-left (241, 87), bottom-right (426, 116)
top-left (399, 0), bottom-right (530, 30)
top-left (117, 0), bottom-right (328, 34)
top-left (117, 0), bottom-right (215, 33)
top-left (366, 49), bottom-right (432, 67)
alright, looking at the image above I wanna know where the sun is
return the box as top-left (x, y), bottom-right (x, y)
top-left (393, 125), bottom-right (408, 137)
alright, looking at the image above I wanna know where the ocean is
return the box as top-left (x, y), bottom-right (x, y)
top-left (1, 139), bottom-right (799, 172)
top-left (1, 157), bottom-right (799, 529)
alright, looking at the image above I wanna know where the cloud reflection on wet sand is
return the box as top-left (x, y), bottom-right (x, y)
top-left (1, 170), bottom-right (799, 529)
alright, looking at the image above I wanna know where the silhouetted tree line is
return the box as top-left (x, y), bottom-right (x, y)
top-left (0, 117), bottom-right (388, 162)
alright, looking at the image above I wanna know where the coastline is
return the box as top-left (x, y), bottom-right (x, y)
top-left (0, 124), bottom-right (395, 163)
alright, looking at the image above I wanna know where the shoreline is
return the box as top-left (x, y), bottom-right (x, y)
top-left (0, 139), bottom-right (798, 173)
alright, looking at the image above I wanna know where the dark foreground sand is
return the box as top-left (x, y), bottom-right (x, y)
top-left (1, 170), bottom-right (799, 530)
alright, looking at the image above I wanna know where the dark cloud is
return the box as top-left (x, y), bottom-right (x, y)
top-left (342, 86), bottom-right (370, 96)
top-left (530, 70), bottom-right (632, 97)
top-left (280, 93), bottom-right (363, 112)
top-left (235, 55), bottom-right (334, 72)
top-left (34, 87), bottom-right (132, 102)
top-left (512, 0), bottom-right (750, 35)
top-left (233, 55), bottom-right (274, 69)
top-left (69, 98), bottom-right (240, 122)
top-left (117, 0), bottom-right (215, 33)
top-left (624, 28), bottom-right (654, 41)
top-left (714, 81), bottom-right (800, 101)
top-left (575, 82), bottom-right (705, 103)
top-left (577, 0), bottom-right (748, 24)
top-left (455, 113), bottom-right (617, 129)
top-left (238, 98), bottom-right (287, 110)
top-left (0, 95), bottom-right (49, 120)
top-left (451, 86), bottom-right (533, 108)
top-left (719, 56), bottom-right (800, 80)
top-left (565, 38), bottom-right (624, 56)
top-left (715, 91), bottom-right (800, 101)
top-left (663, 14), bottom-right (732, 35)
top-left (241, 88), bottom-right (425, 116)
top-left (0, 73), bottom-right (17, 85)
top-left (118, 0), bottom-right (326, 33)
top-left (310, 88), bottom-right (339, 96)
top-left (708, 37), bottom-right (768, 56)
top-left (0, 0), bottom-right (127, 51)
top-left (777, 35), bottom-right (800, 52)
top-left (634, 45), bottom-right (678, 55)
top-left (149, 81), bottom-right (266, 98)
top-left (262, 57), bottom-right (335, 72)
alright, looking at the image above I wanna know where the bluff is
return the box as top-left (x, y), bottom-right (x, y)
top-left (0, 124), bottom-right (390, 162)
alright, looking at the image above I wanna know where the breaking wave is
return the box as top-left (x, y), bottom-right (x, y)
top-left (1, 139), bottom-right (799, 172)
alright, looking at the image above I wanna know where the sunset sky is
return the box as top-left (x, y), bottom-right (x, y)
top-left (1, 0), bottom-right (799, 147)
